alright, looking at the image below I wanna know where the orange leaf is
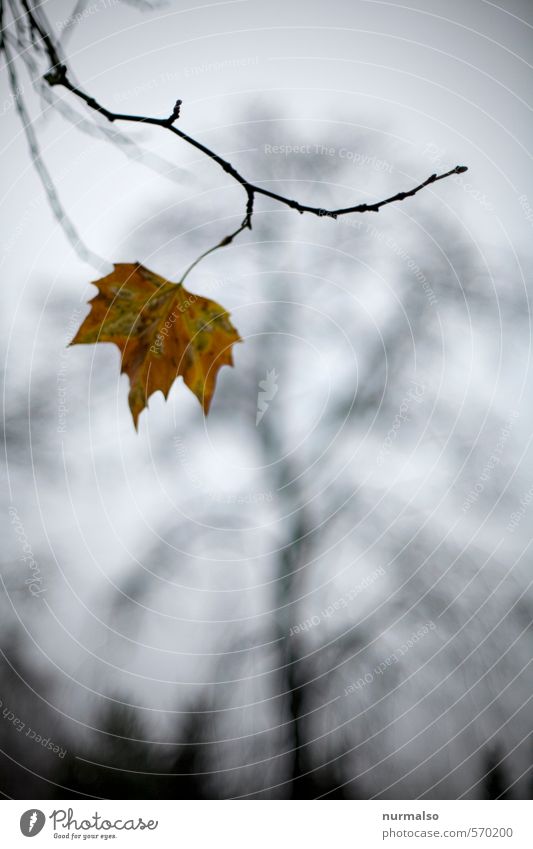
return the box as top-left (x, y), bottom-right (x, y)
top-left (71, 263), bottom-right (241, 427)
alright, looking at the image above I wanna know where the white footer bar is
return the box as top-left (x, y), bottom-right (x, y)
top-left (1, 799), bottom-right (531, 848)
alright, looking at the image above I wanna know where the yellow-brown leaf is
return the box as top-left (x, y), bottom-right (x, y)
top-left (71, 263), bottom-right (241, 427)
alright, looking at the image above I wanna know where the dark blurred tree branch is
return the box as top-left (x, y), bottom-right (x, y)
top-left (1, 0), bottom-right (111, 268)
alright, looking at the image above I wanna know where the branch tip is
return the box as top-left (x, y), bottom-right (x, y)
top-left (166, 98), bottom-right (182, 125)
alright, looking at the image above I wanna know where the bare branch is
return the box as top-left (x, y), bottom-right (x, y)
top-left (2, 0), bottom-right (468, 275)
top-left (47, 65), bottom-right (467, 230)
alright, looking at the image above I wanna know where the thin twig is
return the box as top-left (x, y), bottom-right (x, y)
top-left (47, 65), bottom-right (467, 228)
top-left (4, 0), bottom-right (468, 277)
top-left (16, 2), bottom-right (468, 229)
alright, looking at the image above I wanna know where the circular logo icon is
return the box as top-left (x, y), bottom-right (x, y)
top-left (20, 810), bottom-right (46, 837)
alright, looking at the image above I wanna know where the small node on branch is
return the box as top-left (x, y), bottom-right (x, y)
top-left (166, 99), bottom-right (182, 125)
top-left (219, 235), bottom-right (233, 246)
top-left (455, 165), bottom-right (468, 174)
top-left (43, 63), bottom-right (67, 86)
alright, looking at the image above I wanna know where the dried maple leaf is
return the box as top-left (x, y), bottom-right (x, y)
top-left (71, 263), bottom-right (241, 427)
